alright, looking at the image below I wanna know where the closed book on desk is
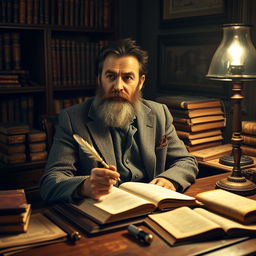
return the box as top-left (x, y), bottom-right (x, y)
top-left (177, 129), bottom-right (222, 140)
top-left (195, 189), bottom-right (256, 224)
top-left (0, 133), bottom-right (26, 144)
top-left (156, 96), bottom-right (221, 110)
top-left (174, 115), bottom-right (225, 125)
top-left (170, 107), bottom-right (224, 118)
top-left (0, 189), bottom-right (28, 214)
top-left (0, 204), bottom-right (31, 224)
top-left (241, 145), bottom-right (256, 157)
top-left (184, 135), bottom-right (223, 146)
top-left (53, 204), bottom-right (144, 235)
top-left (0, 213), bottom-right (67, 255)
top-left (69, 182), bottom-right (196, 224)
top-left (145, 206), bottom-right (256, 246)
top-left (242, 134), bottom-right (256, 146)
top-left (191, 144), bottom-right (232, 161)
top-left (0, 209), bottom-right (31, 233)
top-left (174, 120), bottom-right (225, 132)
top-left (0, 142), bottom-right (26, 154)
top-left (186, 141), bottom-right (222, 152)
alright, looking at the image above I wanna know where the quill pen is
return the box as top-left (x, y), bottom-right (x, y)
top-left (73, 134), bottom-right (109, 168)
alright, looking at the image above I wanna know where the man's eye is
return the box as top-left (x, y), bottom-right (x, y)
top-left (106, 74), bottom-right (115, 80)
top-left (123, 76), bottom-right (133, 81)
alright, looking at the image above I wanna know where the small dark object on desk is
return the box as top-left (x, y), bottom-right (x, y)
top-left (127, 224), bottom-right (153, 245)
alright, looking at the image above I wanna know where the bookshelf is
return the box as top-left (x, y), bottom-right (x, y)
top-left (0, 0), bottom-right (117, 204)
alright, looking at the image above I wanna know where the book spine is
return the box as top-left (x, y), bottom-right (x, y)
top-left (19, 0), bottom-right (26, 24)
top-left (242, 135), bottom-right (256, 146)
top-left (11, 32), bottom-right (21, 70)
top-left (3, 33), bottom-right (11, 70)
top-left (242, 121), bottom-right (256, 136)
top-left (241, 145), bottom-right (256, 157)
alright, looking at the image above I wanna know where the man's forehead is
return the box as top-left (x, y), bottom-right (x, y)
top-left (102, 55), bottom-right (140, 73)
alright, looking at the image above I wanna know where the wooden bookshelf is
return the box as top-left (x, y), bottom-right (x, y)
top-left (0, 0), bottom-right (117, 204)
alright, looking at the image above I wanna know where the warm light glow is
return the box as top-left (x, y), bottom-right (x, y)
top-left (228, 37), bottom-right (243, 66)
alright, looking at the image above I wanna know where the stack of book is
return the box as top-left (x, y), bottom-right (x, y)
top-left (0, 189), bottom-right (31, 233)
top-left (241, 121), bottom-right (256, 157)
top-left (27, 129), bottom-right (48, 162)
top-left (0, 123), bottom-right (30, 164)
top-left (0, 74), bottom-right (21, 88)
top-left (156, 95), bottom-right (226, 152)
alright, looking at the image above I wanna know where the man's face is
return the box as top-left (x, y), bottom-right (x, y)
top-left (95, 55), bottom-right (145, 128)
top-left (99, 55), bottom-right (145, 102)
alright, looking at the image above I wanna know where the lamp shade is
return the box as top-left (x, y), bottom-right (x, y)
top-left (206, 24), bottom-right (256, 81)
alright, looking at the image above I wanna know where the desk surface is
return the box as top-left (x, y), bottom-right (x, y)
top-left (15, 173), bottom-right (256, 256)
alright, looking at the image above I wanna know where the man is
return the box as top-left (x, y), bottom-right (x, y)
top-left (40, 38), bottom-right (198, 202)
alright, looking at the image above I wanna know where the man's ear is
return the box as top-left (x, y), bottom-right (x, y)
top-left (138, 75), bottom-right (145, 90)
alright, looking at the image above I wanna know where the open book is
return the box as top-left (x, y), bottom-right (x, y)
top-left (69, 182), bottom-right (196, 224)
top-left (145, 206), bottom-right (256, 246)
top-left (195, 189), bottom-right (256, 224)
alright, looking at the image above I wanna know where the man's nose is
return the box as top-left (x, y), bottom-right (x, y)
top-left (113, 76), bottom-right (124, 91)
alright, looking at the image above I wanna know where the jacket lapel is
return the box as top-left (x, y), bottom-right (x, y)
top-left (137, 103), bottom-right (156, 180)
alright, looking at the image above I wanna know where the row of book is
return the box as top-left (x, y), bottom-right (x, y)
top-left (0, 95), bottom-right (34, 125)
top-left (0, 0), bottom-right (112, 28)
top-left (241, 121), bottom-right (256, 157)
top-left (0, 32), bottom-right (21, 71)
top-left (156, 95), bottom-right (226, 152)
top-left (51, 39), bottom-right (107, 87)
top-left (0, 189), bottom-right (31, 234)
top-left (0, 123), bottom-right (47, 164)
top-left (54, 96), bottom-right (89, 114)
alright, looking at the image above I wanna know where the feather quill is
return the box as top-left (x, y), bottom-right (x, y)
top-left (73, 134), bottom-right (109, 168)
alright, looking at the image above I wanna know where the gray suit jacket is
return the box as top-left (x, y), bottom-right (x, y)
top-left (40, 98), bottom-right (198, 202)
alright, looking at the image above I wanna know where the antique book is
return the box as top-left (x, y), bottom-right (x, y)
top-left (242, 121), bottom-right (256, 135)
top-left (170, 107), bottom-right (224, 118)
top-left (69, 182), bottom-right (196, 224)
top-left (156, 96), bottom-right (222, 110)
top-left (0, 189), bottom-right (28, 214)
top-left (0, 133), bottom-right (26, 144)
top-left (191, 144), bottom-right (232, 161)
top-left (185, 141), bottom-right (222, 152)
top-left (0, 122), bottom-right (29, 135)
top-left (241, 145), bottom-right (256, 157)
top-left (174, 115), bottom-right (225, 125)
top-left (29, 151), bottom-right (48, 161)
top-left (184, 135), bottom-right (223, 146)
top-left (27, 129), bottom-right (47, 143)
top-left (195, 189), bottom-right (256, 224)
top-left (242, 134), bottom-right (256, 146)
top-left (145, 206), bottom-right (256, 246)
top-left (0, 209), bottom-right (31, 233)
top-left (0, 142), bottom-right (26, 154)
top-left (29, 142), bottom-right (47, 153)
top-left (0, 204), bottom-right (31, 224)
top-left (176, 129), bottom-right (222, 140)
top-left (53, 204), bottom-right (144, 235)
top-left (0, 152), bottom-right (26, 164)
top-left (174, 120), bottom-right (225, 132)
top-left (0, 213), bottom-right (67, 255)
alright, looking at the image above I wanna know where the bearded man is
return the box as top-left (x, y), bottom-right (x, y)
top-left (40, 38), bottom-right (198, 202)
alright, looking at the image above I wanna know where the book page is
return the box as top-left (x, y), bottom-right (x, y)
top-left (0, 213), bottom-right (67, 249)
top-left (72, 186), bottom-right (156, 218)
top-left (195, 189), bottom-right (256, 223)
top-left (147, 206), bottom-right (221, 239)
top-left (119, 182), bottom-right (195, 206)
top-left (194, 208), bottom-right (256, 235)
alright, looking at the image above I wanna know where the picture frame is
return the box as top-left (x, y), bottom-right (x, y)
top-left (158, 31), bottom-right (226, 94)
top-left (160, 0), bottom-right (226, 27)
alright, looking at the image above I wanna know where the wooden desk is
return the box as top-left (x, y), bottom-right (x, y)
top-left (15, 173), bottom-right (256, 256)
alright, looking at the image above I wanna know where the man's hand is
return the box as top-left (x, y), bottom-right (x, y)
top-left (79, 165), bottom-right (120, 199)
top-left (149, 177), bottom-right (177, 191)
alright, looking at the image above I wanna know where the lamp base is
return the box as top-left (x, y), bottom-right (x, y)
top-left (216, 176), bottom-right (256, 196)
top-left (219, 154), bottom-right (254, 166)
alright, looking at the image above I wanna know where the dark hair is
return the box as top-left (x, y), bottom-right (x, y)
top-left (96, 38), bottom-right (148, 77)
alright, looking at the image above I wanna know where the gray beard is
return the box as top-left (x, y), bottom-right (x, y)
top-left (94, 96), bottom-right (140, 128)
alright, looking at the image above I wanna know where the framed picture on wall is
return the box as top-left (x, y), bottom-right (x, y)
top-left (160, 0), bottom-right (226, 27)
top-left (158, 31), bottom-right (226, 94)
